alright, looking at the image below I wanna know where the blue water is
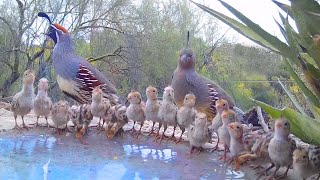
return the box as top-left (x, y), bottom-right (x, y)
top-left (0, 132), bottom-right (246, 180)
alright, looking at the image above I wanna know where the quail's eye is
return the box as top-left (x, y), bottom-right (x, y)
top-left (284, 122), bottom-right (288, 126)
top-left (223, 103), bottom-right (226, 107)
top-left (237, 126), bottom-right (240, 129)
top-left (153, 90), bottom-right (156, 93)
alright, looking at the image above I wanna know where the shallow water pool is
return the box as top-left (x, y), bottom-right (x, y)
top-left (0, 131), bottom-right (247, 180)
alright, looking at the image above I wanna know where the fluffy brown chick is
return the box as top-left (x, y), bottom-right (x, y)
top-left (75, 104), bottom-right (93, 139)
top-left (265, 118), bottom-right (296, 179)
top-left (177, 93), bottom-right (196, 143)
top-left (211, 99), bottom-right (229, 151)
top-left (218, 109), bottom-right (238, 161)
top-left (106, 104), bottom-right (128, 139)
top-left (145, 86), bottom-right (161, 135)
top-left (308, 145), bottom-right (320, 179)
top-left (157, 86), bottom-right (178, 143)
top-left (33, 78), bottom-right (52, 127)
top-left (188, 112), bottom-right (210, 154)
top-left (227, 122), bottom-right (246, 169)
top-left (90, 86), bottom-right (111, 128)
top-left (126, 90), bottom-right (145, 138)
top-left (293, 147), bottom-right (316, 180)
top-left (51, 100), bottom-right (71, 134)
top-left (11, 69), bottom-right (35, 129)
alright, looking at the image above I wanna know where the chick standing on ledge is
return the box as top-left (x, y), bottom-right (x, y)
top-left (11, 69), bottom-right (35, 129)
top-left (189, 112), bottom-right (210, 154)
top-left (293, 147), bottom-right (316, 180)
top-left (211, 99), bottom-right (230, 151)
top-left (157, 86), bottom-right (178, 143)
top-left (106, 104), bottom-right (128, 139)
top-left (126, 90), bottom-right (145, 138)
top-left (51, 100), bottom-right (71, 134)
top-left (75, 104), bottom-right (93, 138)
top-left (264, 118), bottom-right (296, 179)
top-left (227, 122), bottom-right (245, 169)
top-left (177, 93), bottom-right (196, 143)
top-left (218, 109), bottom-right (238, 161)
top-left (32, 78), bottom-right (52, 127)
top-left (90, 86), bottom-right (111, 128)
top-left (145, 86), bottom-right (161, 135)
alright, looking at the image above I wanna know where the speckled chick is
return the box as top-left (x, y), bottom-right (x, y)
top-left (75, 104), bottom-right (93, 138)
top-left (11, 69), bottom-right (35, 129)
top-left (227, 122), bottom-right (245, 159)
top-left (266, 118), bottom-right (296, 179)
top-left (33, 78), bottom-right (52, 127)
top-left (218, 109), bottom-right (238, 161)
top-left (157, 86), bottom-right (178, 143)
top-left (145, 86), bottom-right (161, 134)
top-left (189, 112), bottom-right (210, 154)
top-left (51, 100), bottom-right (71, 131)
top-left (177, 93), bottom-right (196, 142)
top-left (90, 86), bottom-right (111, 127)
top-left (106, 104), bottom-right (128, 139)
top-left (126, 90), bottom-right (145, 137)
top-left (293, 147), bottom-right (316, 180)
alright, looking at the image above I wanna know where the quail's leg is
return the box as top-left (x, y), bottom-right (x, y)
top-left (12, 115), bottom-right (21, 130)
top-left (21, 116), bottom-right (29, 129)
top-left (274, 165), bottom-right (290, 180)
top-left (157, 124), bottom-right (167, 144)
top-left (257, 163), bottom-right (275, 177)
top-left (45, 117), bottom-right (49, 128)
top-left (64, 124), bottom-right (71, 133)
top-left (130, 121), bottom-right (136, 134)
top-left (147, 122), bottom-right (155, 135)
top-left (175, 128), bottom-right (185, 144)
top-left (135, 121), bottom-right (144, 139)
top-left (153, 122), bottom-right (162, 139)
top-left (219, 145), bottom-right (229, 161)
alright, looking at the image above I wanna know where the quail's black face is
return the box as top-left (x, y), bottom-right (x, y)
top-left (179, 48), bottom-right (195, 69)
top-left (46, 25), bottom-right (58, 44)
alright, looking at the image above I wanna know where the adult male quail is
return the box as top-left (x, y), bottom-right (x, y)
top-left (38, 12), bottom-right (118, 104)
top-left (171, 33), bottom-right (234, 120)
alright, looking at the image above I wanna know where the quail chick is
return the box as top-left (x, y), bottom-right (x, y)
top-left (11, 69), bottom-right (35, 129)
top-left (189, 112), bottom-right (210, 154)
top-left (293, 147), bottom-right (316, 180)
top-left (265, 118), bottom-right (296, 179)
top-left (32, 78), bottom-right (52, 127)
top-left (218, 109), bottom-right (239, 161)
top-left (75, 104), bottom-right (93, 138)
top-left (106, 104), bottom-right (128, 139)
top-left (211, 99), bottom-right (230, 151)
top-left (177, 93), bottom-right (196, 143)
top-left (126, 90), bottom-right (145, 138)
top-left (227, 122), bottom-right (246, 169)
top-left (51, 100), bottom-right (71, 134)
top-left (90, 86), bottom-right (111, 128)
top-left (157, 86), bottom-right (178, 143)
top-left (145, 86), bottom-right (161, 135)
top-left (308, 145), bottom-right (320, 179)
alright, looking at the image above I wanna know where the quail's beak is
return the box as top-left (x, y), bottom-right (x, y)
top-left (180, 54), bottom-right (192, 62)
top-left (276, 123), bottom-right (282, 129)
top-left (228, 124), bottom-right (233, 129)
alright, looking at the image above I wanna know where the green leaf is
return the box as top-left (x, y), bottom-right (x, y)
top-left (217, 0), bottom-right (292, 57)
top-left (190, 1), bottom-right (280, 53)
top-left (254, 99), bottom-right (320, 145)
top-left (277, 78), bottom-right (306, 115)
top-left (284, 58), bottom-right (320, 107)
top-left (272, 0), bottom-right (293, 19)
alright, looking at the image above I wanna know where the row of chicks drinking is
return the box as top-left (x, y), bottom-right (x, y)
top-left (10, 69), bottom-right (320, 179)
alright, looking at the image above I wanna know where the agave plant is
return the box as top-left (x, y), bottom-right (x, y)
top-left (192, 0), bottom-right (320, 145)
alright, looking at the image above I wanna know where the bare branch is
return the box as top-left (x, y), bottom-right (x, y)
top-left (0, 17), bottom-right (15, 36)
